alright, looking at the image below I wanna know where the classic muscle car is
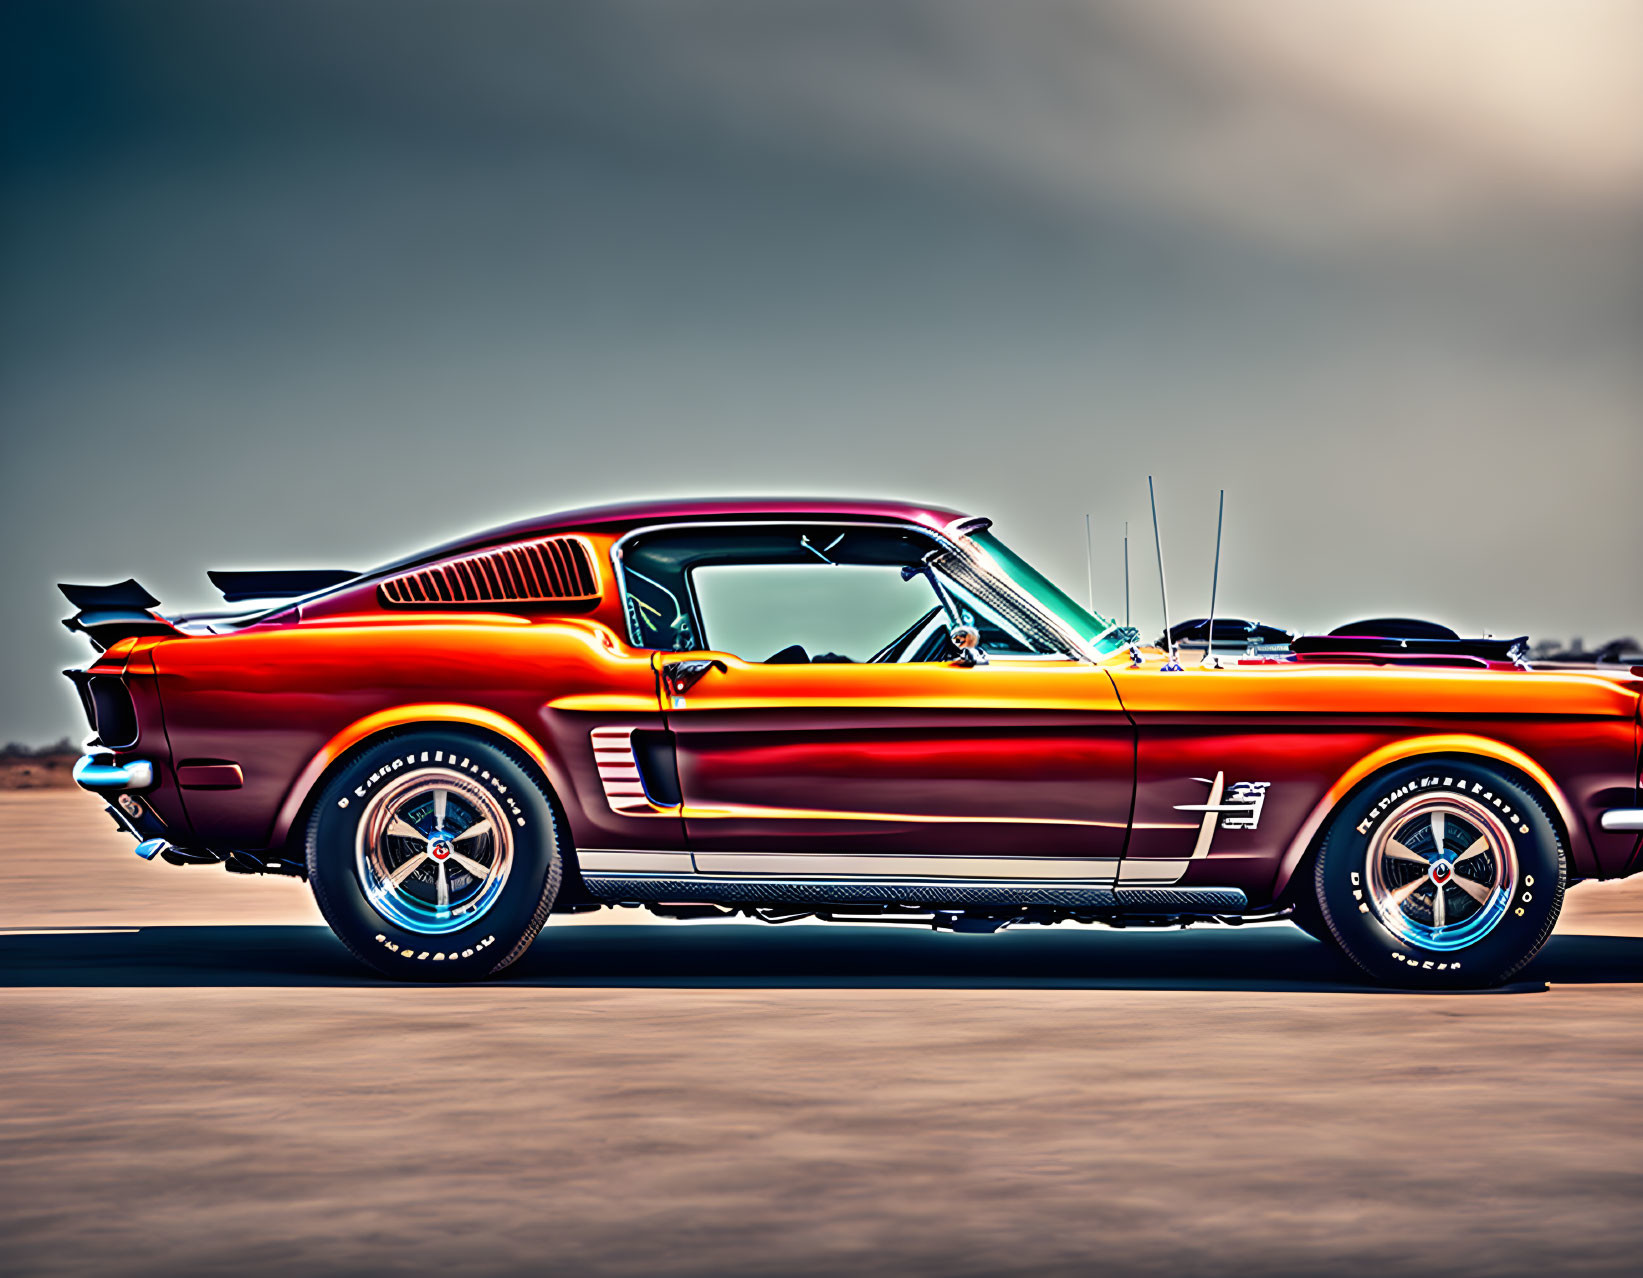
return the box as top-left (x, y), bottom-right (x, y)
top-left (60, 497), bottom-right (1643, 985)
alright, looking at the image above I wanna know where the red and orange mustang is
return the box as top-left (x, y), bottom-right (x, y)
top-left (60, 497), bottom-right (1642, 985)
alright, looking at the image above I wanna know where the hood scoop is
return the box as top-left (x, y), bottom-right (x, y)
top-left (1292, 618), bottom-right (1527, 669)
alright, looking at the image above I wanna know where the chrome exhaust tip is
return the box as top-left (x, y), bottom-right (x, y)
top-left (74, 754), bottom-right (155, 793)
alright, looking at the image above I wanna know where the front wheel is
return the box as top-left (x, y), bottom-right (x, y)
top-left (1314, 758), bottom-right (1564, 988)
top-left (1288, 889), bottom-right (1334, 945)
top-left (306, 730), bottom-right (564, 980)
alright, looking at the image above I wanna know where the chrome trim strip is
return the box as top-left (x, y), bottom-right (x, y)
top-left (577, 849), bottom-right (695, 873)
top-left (682, 803), bottom-right (1126, 829)
top-left (1182, 771), bottom-right (1226, 860)
top-left (1118, 859), bottom-right (1191, 885)
top-left (72, 755), bottom-right (155, 793)
top-left (1599, 809), bottom-right (1643, 832)
top-left (690, 852), bottom-right (1119, 880)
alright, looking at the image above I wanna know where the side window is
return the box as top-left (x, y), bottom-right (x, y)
top-left (623, 564), bottom-right (700, 651)
top-left (615, 521), bottom-right (1074, 659)
top-left (691, 564), bottom-right (935, 663)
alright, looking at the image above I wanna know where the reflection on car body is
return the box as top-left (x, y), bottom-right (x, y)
top-left (56, 496), bottom-right (1643, 986)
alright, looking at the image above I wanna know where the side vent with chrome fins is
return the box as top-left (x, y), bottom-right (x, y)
top-left (378, 536), bottom-right (600, 608)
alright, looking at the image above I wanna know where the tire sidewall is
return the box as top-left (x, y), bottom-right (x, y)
top-left (306, 731), bottom-right (561, 980)
top-left (1316, 758), bottom-right (1564, 988)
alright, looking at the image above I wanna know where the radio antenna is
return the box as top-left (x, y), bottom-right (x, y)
top-left (1148, 476), bottom-right (1178, 669)
top-left (1084, 513), bottom-right (1095, 611)
top-left (1123, 521), bottom-right (1130, 629)
top-left (1204, 489), bottom-right (1224, 668)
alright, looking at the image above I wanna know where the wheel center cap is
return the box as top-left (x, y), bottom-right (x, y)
top-left (429, 836), bottom-right (453, 861)
top-left (1430, 860), bottom-right (1452, 884)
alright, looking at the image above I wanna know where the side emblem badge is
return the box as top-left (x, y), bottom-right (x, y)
top-left (1173, 771), bottom-right (1272, 858)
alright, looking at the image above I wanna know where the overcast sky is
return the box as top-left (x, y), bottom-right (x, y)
top-left (3, 1), bottom-right (1640, 742)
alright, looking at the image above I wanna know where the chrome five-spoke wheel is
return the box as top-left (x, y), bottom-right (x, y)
top-left (309, 732), bottom-right (563, 980)
top-left (1364, 792), bottom-right (1517, 952)
top-left (355, 769), bottom-right (514, 935)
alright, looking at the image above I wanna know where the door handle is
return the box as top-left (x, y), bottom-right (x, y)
top-left (663, 659), bottom-right (727, 699)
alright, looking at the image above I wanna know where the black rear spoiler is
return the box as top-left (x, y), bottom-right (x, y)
top-left (59, 580), bottom-right (183, 650)
top-left (206, 569), bottom-right (358, 603)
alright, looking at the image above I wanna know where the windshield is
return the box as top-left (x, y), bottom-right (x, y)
top-left (962, 529), bottom-right (1127, 656)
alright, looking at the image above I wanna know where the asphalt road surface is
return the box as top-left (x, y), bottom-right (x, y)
top-left (5, 790), bottom-right (1643, 1276)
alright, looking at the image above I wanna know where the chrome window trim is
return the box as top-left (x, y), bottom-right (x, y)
top-left (608, 517), bottom-right (1096, 664)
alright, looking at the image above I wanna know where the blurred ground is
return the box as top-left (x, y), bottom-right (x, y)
top-left (4, 789), bottom-right (1643, 1276)
top-left (0, 748), bottom-right (77, 790)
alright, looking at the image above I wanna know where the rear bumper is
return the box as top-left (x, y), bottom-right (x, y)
top-left (72, 753), bottom-right (155, 793)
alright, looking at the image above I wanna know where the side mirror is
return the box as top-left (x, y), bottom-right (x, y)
top-left (949, 624), bottom-right (988, 666)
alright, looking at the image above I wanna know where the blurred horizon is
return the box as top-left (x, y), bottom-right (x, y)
top-left (4, 0), bottom-right (1640, 742)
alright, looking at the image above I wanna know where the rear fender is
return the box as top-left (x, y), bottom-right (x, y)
top-left (270, 703), bottom-right (570, 849)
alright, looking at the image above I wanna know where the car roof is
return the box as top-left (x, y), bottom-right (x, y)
top-left (391, 497), bottom-right (973, 571)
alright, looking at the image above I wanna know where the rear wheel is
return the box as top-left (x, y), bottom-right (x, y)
top-left (306, 730), bottom-right (564, 980)
top-left (1314, 758), bottom-right (1564, 988)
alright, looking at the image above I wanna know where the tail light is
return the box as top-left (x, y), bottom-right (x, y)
top-left (62, 670), bottom-right (139, 749)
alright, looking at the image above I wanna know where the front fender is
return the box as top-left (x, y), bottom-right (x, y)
top-left (1270, 733), bottom-right (1579, 902)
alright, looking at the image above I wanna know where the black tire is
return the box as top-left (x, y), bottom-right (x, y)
top-left (1288, 888), bottom-right (1335, 945)
top-left (306, 729), bottom-right (565, 981)
top-left (1314, 757), bottom-right (1564, 988)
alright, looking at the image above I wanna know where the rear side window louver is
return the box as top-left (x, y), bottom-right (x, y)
top-left (379, 536), bottom-right (600, 607)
